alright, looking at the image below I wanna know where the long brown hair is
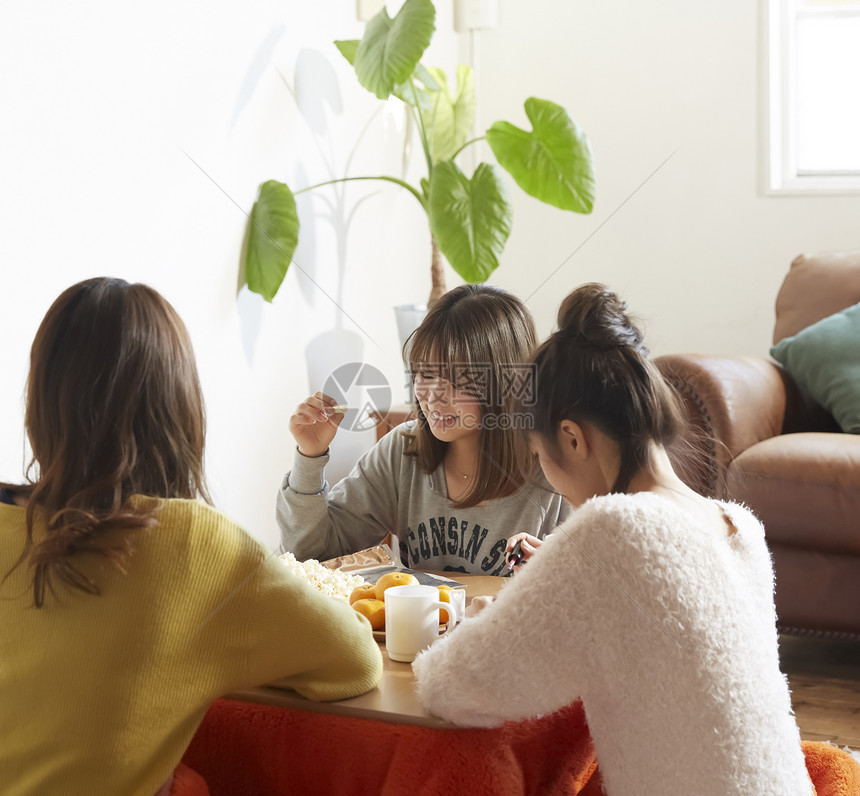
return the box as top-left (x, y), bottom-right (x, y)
top-left (403, 284), bottom-right (538, 508)
top-left (3, 277), bottom-right (210, 606)
top-left (528, 283), bottom-right (687, 493)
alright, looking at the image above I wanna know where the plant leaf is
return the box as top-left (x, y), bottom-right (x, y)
top-left (428, 160), bottom-right (512, 283)
top-left (334, 39), bottom-right (359, 66)
top-left (421, 65), bottom-right (476, 163)
top-left (392, 63), bottom-right (441, 110)
top-left (244, 180), bottom-right (298, 302)
top-left (413, 63), bottom-right (441, 93)
top-left (393, 79), bottom-right (430, 111)
top-left (486, 97), bottom-right (596, 213)
top-left (354, 0), bottom-right (436, 99)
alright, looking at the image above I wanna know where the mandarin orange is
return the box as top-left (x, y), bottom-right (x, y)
top-left (348, 583), bottom-right (377, 605)
top-left (374, 571), bottom-right (418, 601)
top-left (351, 598), bottom-right (386, 630)
top-left (437, 585), bottom-right (453, 623)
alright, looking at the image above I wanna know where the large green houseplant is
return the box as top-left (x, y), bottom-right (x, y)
top-left (243, 0), bottom-right (596, 306)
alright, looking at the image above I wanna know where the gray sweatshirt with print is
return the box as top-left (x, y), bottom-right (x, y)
top-left (276, 423), bottom-right (570, 575)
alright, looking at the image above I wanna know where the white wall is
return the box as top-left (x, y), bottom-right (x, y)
top-left (0, 0), bottom-right (456, 549)
top-left (2, 1), bottom-right (858, 548)
top-left (477, 0), bottom-right (860, 352)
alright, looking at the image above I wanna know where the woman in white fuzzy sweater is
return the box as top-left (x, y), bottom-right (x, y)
top-left (413, 283), bottom-right (812, 796)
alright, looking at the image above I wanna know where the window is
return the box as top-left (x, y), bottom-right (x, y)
top-left (767, 0), bottom-right (860, 193)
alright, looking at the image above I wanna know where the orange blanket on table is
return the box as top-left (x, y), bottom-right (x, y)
top-left (802, 740), bottom-right (860, 796)
top-left (182, 698), bottom-right (600, 796)
top-left (182, 699), bottom-right (860, 796)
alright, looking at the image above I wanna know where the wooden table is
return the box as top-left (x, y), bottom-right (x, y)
top-left (226, 574), bottom-right (502, 728)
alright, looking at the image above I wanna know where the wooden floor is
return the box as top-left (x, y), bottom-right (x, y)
top-left (779, 634), bottom-right (860, 750)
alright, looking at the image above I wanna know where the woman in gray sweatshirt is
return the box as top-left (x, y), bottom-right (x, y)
top-left (276, 285), bottom-right (569, 575)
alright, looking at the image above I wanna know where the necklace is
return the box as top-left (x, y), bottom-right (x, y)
top-left (446, 459), bottom-right (472, 481)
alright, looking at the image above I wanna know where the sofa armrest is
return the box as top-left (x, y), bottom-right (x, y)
top-left (655, 354), bottom-right (790, 497)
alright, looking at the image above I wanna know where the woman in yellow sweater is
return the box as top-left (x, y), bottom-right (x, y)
top-left (0, 277), bottom-right (382, 795)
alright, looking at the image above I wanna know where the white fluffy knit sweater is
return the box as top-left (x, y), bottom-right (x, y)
top-left (413, 492), bottom-right (812, 796)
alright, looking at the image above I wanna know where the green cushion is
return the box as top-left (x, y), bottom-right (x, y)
top-left (770, 302), bottom-right (860, 434)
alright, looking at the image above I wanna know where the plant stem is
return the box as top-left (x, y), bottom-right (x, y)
top-left (428, 236), bottom-right (446, 308)
top-left (408, 78), bottom-right (434, 175)
top-left (295, 176), bottom-right (426, 209)
top-left (451, 135), bottom-right (487, 161)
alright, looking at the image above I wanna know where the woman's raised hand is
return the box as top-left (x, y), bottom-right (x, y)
top-left (289, 392), bottom-right (346, 458)
top-left (505, 533), bottom-right (543, 572)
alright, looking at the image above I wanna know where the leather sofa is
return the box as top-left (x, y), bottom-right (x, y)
top-left (655, 250), bottom-right (860, 639)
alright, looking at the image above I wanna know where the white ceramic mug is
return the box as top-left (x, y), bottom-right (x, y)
top-left (384, 584), bottom-right (460, 663)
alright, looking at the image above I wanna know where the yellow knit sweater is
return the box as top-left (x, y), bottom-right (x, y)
top-left (0, 496), bottom-right (383, 795)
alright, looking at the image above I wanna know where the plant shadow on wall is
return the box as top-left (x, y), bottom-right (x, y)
top-left (240, 0), bottom-right (597, 314)
top-left (239, 43), bottom-right (396, 478)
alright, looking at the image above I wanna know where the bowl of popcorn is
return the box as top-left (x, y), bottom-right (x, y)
top-left (278, 551), bottom-right (367, 601)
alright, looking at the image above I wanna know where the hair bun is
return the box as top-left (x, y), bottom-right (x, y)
top-left (556, 283), bottom-right (648, 354)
